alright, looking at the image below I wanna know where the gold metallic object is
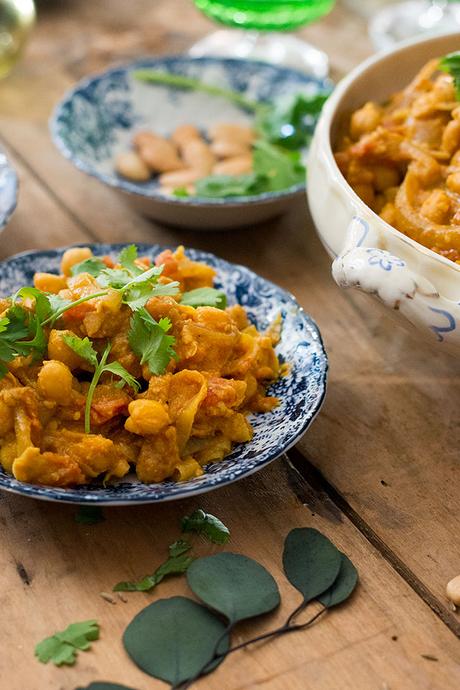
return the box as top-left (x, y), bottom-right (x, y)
top-left (0, 0), bottom-right (35, 79)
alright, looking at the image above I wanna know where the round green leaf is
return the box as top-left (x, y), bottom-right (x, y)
top-left (76, 684), bottom-right (137, 690)
top-left (123, 596), bottom-right (229, 686)
top-left (283, 528), bottom-right (342, 603)
top-left (317, 553), bottom-right (358, 608)
top-left (187, 552), bottom-right (280, 624)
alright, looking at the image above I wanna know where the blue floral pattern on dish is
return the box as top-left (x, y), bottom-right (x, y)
top-left (51, 55), bottom-right (330, 206)
top-left (0, 244), bottom-right (328, 505)
top-left (366, 248), bottom-right (406, 271)
top-left (0, 149), bottom-right (18, 232)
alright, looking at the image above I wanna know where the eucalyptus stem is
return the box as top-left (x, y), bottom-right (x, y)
top-left (177, 607), bottom-right (327, 689)
top-left (134, 69), bottom-right (264, 114)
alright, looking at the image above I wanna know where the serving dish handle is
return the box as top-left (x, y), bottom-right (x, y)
top-left (332, 216), bottom-right (460, 344)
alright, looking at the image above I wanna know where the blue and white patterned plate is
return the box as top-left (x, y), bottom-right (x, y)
top-left (51, 56), bottom-right (330, 228)
top-left (0, 244), bottom-right (327, 504)
top-left (0, 148), bottom-right (18, 232)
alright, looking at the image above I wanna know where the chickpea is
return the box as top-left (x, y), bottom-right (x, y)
top-left (37, 360), bottom-right (74, 405)
top-left (125, 399), bottom-right (170, 436)
top-left (420, 189), bottom-right (451, 224)
top-left (352, 183), bottom-right (375, 209)
top-left (446, 575), bottom-right (460, 606)
top-left (373, 165), bottom-right (400, 192)
top-left (181, 139), bottom-right (215, 175)
top-left (33, 272), bottom-right (67, 294)
top-left (209, 123), bottom-right (255, 146)
top-left (350, 102), bottom-right (382, 141)
top-left (47, 329), bottom-right (85, 370)
top-left (115, 151), bottom-right (151, 182)
top-left (134, 132), bottom-right (183, 173)
top-left (213, 154), bottom-right (253, 176)
top-left (60, 247), bottom-right (92, 276)
top-left (447, 172), bottom-right (460, 195)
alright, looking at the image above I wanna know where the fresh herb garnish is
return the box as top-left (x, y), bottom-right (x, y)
top-left (35, 620), bottom-right (100, 666)
top-left (180, 288), bottom-right (227, 310)
top-left (63, 336), bottom-right (140, 433)
top-left (70, 257), bottom-right (107, 277)
top-left (440, 51), bottom-right (460, 99)
top-left (114, 540), bottom-right (193, 592)
top-left (181, 509), bottom-right (230, 543)
top-left (128, 308), bottom-right (177, 376)
top-left (256, 92), bottom-right (330, 150)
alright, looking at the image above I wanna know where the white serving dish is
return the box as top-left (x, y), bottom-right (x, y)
top-left (308, 32), bottom-right (460, 350)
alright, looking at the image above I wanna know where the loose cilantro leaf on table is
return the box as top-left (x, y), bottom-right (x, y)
top-left (63, 336), bottom-right (140, 433)
top-left (181, 287), bottom-right (227, 309)
top-left (440, 51), bottom-right (460, 99)
top-left (182, 509), bottom-right (230, 544)
top-left (128, 308), bottom-right (177, 376)
top-left (114, 540), bottom-right (193, 592)
top-left (35, 620), bottom-right (100, 666)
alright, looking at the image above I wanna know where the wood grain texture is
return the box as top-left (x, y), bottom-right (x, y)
top-left (0, 0), bottom-right (459, 688)
top-left (2, 460), bottom-right (460, 690)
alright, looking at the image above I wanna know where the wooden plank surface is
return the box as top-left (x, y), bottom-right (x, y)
top-left (0, 1), bottom-right (459, 688)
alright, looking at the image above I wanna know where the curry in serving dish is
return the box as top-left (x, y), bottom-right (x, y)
top-left (0, 246), bottom-right (279, 487)
top-left (335, 53), bottom-right (460, 264)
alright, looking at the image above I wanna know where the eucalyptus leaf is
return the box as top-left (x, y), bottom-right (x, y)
top-left (317, 553), bottom-right (358, 608)
top-left (123, 597), bottom-right (229, 685)
top-left (187, 553), bottom-right (280, 624)
top-left (76, 684), bottom-right (137, 690)
top-left (283, 528), bottom-right (342, 603)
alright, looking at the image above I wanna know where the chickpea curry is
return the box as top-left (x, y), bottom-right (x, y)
top-left (0, 245), bottom-right (280, 488)
top-left (335, 53), bottom-right (460, 264)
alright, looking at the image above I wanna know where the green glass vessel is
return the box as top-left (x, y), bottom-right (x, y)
top-left (193, 0), bottom-right (336, 31)
top-left (0, 0), bottom-right (35, 79)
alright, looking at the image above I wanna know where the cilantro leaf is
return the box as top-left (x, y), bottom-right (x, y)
top-left (119, 245), bottom-right (143, 276)
top-left (62, 338), bottom-right (140, 432)
top-left (181, 287), bottom-right (227, 309)
top-left (47, 293), bottom-right (72, 316)
top-left (35, 620), bottom-right (100, 666)
top-left (253, 139), bottom-right (305, 192)
top-left (440, 51), bottom-right (460, 99)
top-left (194, 172), bottom-right (268, 198)
top-left (70, 258), bottom-right (106, 277)
top-left (113, 540), bottom-right (193, 592)
top-left (181, 509), bottom-right (230, 544)
top-left (62, 334), bottom-right (98, 368)
top-left (256, 91), bottom-right (329, 150)
top-left (128, 309), bottom-right (177, 376)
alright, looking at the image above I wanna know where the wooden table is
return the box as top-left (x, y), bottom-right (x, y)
top-left (1, 2), bottom-right (460, 689)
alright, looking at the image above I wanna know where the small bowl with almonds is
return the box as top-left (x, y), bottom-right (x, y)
top-left (51, 55), bottom-right (330, 229)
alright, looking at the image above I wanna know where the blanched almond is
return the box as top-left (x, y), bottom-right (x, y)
top-left (182, 139), bottom-right (215, 175)
top-left (446, 575), bottom-right (460, 605)
top-left (213, 154), bottom-right (253, 176)
top-left (211, 139), bottom-right (251, 159)
top-left (115, 151), bottom-right (151, 181)
top-left (135, 135), bottom-right (183, 173)
top-left (159, 169), bottom-right (203, 187)
top-left (172, 124), bottom-right (201, 150)
top-left (209, 123), bottom-right (255, 145)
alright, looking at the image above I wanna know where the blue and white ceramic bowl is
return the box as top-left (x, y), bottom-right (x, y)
top-left (0, 148), bottom-right (18, 232)
top-left (0, 244), bottom-right (327, 504)
top-left (51, 56), bottom-right (328, 229)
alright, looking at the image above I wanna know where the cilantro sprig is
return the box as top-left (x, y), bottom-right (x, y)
top-left (35, 620), bottom-right (100, 666)
top-left (128, 308), bottom-right (177, 376)
top-left (181, 287), bottom-right (227, 309)
top-left (63, 335), bottom-right (140, 433)
top-left (440, 51), bottom-right (460, 99)
top-left (114, 540), bottom-right (193, 592)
